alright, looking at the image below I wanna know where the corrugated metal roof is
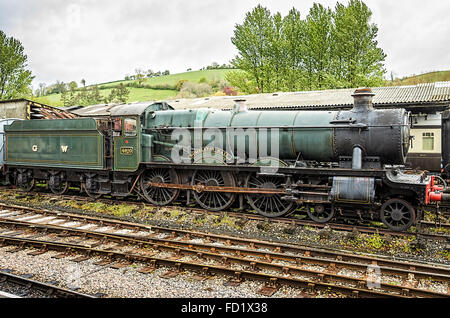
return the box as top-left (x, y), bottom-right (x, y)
top-left (70, 101), bottom-right (173, 117)
top-left (0, 98), bottom-right (78, 119)
top-left (70, 102), bottom-right (148, 117)
top-left (162, 82), bottom-right (450, 111)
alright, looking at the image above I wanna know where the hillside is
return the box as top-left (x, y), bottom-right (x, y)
top-left (388, 70), bottom-right (450, 86)
top-left (100, 69), bottom-right (231, 88)
top-left (35, 69), bottom-right (232, 107)
top-left (35, 69), bottom-right (450, 107)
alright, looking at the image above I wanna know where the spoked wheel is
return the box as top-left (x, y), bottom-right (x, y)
top-left (306, 204), bottom-right (335, 223)
top-left (18, 177), bottom-right (35, 192)
top-left (192, 170), bottom-right (236, 211)
top-left (83, 176), bottom-right (102, 199)
top-left (245, 173), bottom-right (295, 217)
top-left (140, 168), bottom-right (180, 205)
top-left (380, 198), bottom-right (416, 231)
top-left (49, 179), bottom-right (70, 195)
top-left (84, 183), bottom-right (102, 199)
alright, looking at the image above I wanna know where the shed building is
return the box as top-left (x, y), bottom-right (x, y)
top-left (0, 99), bottom-right (78, 120)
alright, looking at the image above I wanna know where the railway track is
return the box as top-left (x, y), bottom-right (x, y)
top-left (2, 187), bottom-right (450, 242)
top-left (0, 268), bottom-right (95, 298)
top-left (0, 203), bottom-right (448, 298)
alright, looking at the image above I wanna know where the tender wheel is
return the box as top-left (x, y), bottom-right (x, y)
top-left (84, 176), bottom-right (101, 199)
top-left (18, 177), bottom-right (35, 192)
top-left (50, 180), bottom-right (70, 195)
top-left (140, 168), bottom-right (180, 205)
top-left (380, 198), bottom-right (416, 231)
top-left (49, 174), bottom-right (70, 195)
top-left (84, 183), bottom-right (101, 199)
top-left (192, 170), bottom-right (236, 211)
top-left (245, 173), bottom-right (294, 217)
top-left (306, 204), bottom-right (334, 223)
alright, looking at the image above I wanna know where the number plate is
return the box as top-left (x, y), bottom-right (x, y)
top-left (120, 147), bottom-right (134, 155)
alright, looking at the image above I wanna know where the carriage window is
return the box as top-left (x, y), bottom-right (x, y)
top-left (124, 118), bottom-right (137, 136)
top-left (422, 132), bottom-right (434, 151)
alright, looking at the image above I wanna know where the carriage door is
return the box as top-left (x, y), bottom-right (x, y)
top-left (114, 117), bottom-right (140, 171)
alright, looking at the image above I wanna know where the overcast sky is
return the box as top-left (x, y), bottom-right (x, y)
top-left (1, 0), bottom-right (449, 89)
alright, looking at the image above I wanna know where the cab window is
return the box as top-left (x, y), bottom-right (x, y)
top-left (124, 118), bottom-right (137, 136)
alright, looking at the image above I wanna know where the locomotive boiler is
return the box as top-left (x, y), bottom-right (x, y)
top-left (147, 88), bottom-right (410, 167)
top-left (2, 88), bottom-right (446, 231)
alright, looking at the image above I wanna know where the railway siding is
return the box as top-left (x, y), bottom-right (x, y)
top-left (0, 203), bottom-right (448, 298)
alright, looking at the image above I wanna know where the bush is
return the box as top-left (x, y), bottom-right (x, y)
top-left (178, 82), bottom-right (213, 98)
top-left (176, 79), bottom-right (188, 91)
top-left (225, 70), bottom-right (259, 94)
top-left (223, 86), bottom-right (238, 96)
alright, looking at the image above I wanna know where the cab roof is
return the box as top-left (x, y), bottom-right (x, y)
top-left (68, 101), bottom-right (173, 117)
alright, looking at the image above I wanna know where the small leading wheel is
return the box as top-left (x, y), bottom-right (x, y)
top-left (140, 168), bottom-right (180, 205)
top-left (192, 170), bottom-right (236, 211)
top-left (306, 204), bottom-right (334, 223)
top-left (380, 198), bottom-right (416, 231)
top-left (245, 173), bottom-right (295, 217)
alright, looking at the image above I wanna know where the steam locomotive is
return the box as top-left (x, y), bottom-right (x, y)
top-left (2, 88), bottom-right (447, 231)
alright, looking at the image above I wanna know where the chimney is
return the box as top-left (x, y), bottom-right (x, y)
top-left (352, 88), bottom-right (375, 112)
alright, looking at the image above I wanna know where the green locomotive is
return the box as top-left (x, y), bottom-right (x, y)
top-left (3, 89), bottom-right (446, 231)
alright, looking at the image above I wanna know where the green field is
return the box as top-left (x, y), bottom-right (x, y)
top-left (36, 88), bottom-right (178, 107)
top-left (99, 69), bottom-right (231, 88)
top-left (388, 70), bottom-right (450, 86)
top-left (36, 69), bottom-right (233, 107)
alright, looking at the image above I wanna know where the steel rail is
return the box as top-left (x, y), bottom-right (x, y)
top-left (1, 192), bottom-right (449, 243)
top-left (1, 218), bottom-right (449, 284)
top-left (0, 233), bottom-right (445, 298)
top-left (0, 202), bottom-right (448, 270)
top-left (0, 269), bottom-right (95, 298)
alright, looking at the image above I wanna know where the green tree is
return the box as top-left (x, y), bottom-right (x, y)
top-left (230, 1), bottom-right (386, 93)
top-left (135, 68), bottom-right (145, 87)
top-left (282, 8), bottom-right (306, 91)
top-left (106, 83), bottom-right (130, 104)
top-left (61, 85), bottom-right (79, 106)
top-left (331, 0), bottom-right (386, 87)
top-left (68, 81), bottom-right (78, 90)
top-left (0, 30), bottom-right (34, 100)
top-left (267, 12), bottom-right (286, 92)
top-left (87, 85), bottom-right (103, 105)
top-left (231, 5), bottom-right (274, 93)
top-left (304, 3), bottom-right (333, 89)
top-left (225, 70), bottom-right (259, 94)
top-left (35, 82), bottom-right (47, 97)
